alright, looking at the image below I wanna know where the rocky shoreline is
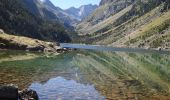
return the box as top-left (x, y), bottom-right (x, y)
top-left (0, 31), bottom-right (70, 53)
top-left (0, 85), bottom-right (38, 100)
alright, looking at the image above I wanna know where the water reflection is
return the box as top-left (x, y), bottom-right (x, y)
top-left (0, 50), bottom-right (170, 99)
top-left (29, 77), bottom-right (105, 100)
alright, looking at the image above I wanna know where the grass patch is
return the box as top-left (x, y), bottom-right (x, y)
top-left (127, 10), bottom-right (170, 44)
top-left (151, 34), bottom-right (170, 47)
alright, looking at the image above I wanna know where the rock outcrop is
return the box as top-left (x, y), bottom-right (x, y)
top-left (19, 89), bottom-right (38, 100)
top-left (99, 0), bottom-right (117, 5)
top-left (0, 85), bottom-right (39, 100)
top-left (0, 32), bottom-right (64, 52)
top-left (76, 0), bottom-right (135, 35)
top-left (0, 85), bottom-right (18, 100)
top-left (0, 29), bottom-right (4, 34)
top-left (65, 4), bottom-right (98, 21)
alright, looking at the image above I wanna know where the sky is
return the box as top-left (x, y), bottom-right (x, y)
top-left (49, 0), bottom-right (101, 10)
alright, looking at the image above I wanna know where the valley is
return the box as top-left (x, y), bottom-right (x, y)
top-left (0, 0), bottom-right (170, 99)
top-left (1, 0), bottom-right (170, 51)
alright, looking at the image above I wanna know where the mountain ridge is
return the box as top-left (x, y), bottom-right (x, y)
top-left (0, 0), bottom-right (71, 43)
top-left (76, 0), bottom-right (170, 50)
top-left (65, 4), bottom-right (98, 21)
top-left (1, 0), bottom-right (170, 50)
top-left (22, 0), bottom-right (78, 27)
top-left (76, 0), bottom-right (135, 34)
top-left (22, 0), bottom-right (98, 26)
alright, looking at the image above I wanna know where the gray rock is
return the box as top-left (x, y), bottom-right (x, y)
top-left (26, 45), bottom-right (45, 51)
top-left (0, 29), bottom-right (4, 34)
top-left (157, 47), bottom-right (162, 51)
top-left (0, 85), bottom-right (18, 100)
top-left (44, 48), bottom-right (54, 52)
top-left (19, 89), bottom-right (38, 100)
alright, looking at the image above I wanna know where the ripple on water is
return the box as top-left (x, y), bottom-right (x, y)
top-left (29, 76), bottom-right (105, 100)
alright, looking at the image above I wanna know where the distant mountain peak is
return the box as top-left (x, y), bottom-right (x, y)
top-left (40, 0), bottom-right (54, 7)
top-left (65, 4), bottom-right (98, 21)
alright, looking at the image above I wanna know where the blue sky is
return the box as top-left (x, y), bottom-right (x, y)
top-left (49, 0), bottom-right (101, 9)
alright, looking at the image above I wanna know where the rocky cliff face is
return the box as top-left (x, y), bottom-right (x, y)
top-left (99, 0), bottom-right (117, 5)
top-left (76, 0), bottom-right (135, 34)
top-left (65, 4), bottom-right (98, 21)
top-left (100, 0), bottom-right (135, 5)
top-left (80, 4), bottom-right (98, 20)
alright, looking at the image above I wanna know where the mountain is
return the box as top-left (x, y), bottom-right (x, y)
top-left (65, 4), bottom-right (98, 21)
top-left (99, 0), bottom-right (117, 5)
top-left (76, 0), bottom-right (170, 50)
top-left (1, 0), bottom-right (169, 50)
top-left (41, 0), bottom-right (79, 26)
top-left (0, 0), bottom-right (71, 43)
top-left (22, 0), bottom-right (78, 27)
top-left (76, 0), bottom-right (135, 34)
top-left (22, 0), bottom-right (98, 27)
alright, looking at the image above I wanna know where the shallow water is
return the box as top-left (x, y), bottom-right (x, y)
top-left (0, 49), bottom-right (170, 100)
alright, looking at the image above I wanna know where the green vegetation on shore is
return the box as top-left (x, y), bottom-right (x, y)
top-left (0, 32), bottom-right (61, 52)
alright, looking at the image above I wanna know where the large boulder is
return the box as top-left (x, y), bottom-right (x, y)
top-left (0, 85), bottom-right (18, 100)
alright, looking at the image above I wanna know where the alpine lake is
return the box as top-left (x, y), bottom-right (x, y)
top-left (0, 44), bottom-right (170, 100)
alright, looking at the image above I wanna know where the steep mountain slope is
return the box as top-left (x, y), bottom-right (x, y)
top-left (99, 0), bottom-right (117, 5)
top-left (22, 0), bottom-right (98, 27)
top-left (76, 0), bottom-right (135, 34)
top-left (65, 4), bottom-right (98, 21)
top-left (0, 0), bottom-right (71, 43)
top-left (22, 0), bottom-right (78, 27)
top-left (76, 0), bottom-right (170, 50)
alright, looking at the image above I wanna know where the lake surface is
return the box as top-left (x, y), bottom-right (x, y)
top-left (0, 46), bottom-right (170, 99)
top-left (60, 43), bottom-right (170, 54)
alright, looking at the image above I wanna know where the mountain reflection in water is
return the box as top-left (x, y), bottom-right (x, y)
top-left (0, 49), bottom-right (170, 99)
top-left (29, 76), bottom-right (105, 100)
